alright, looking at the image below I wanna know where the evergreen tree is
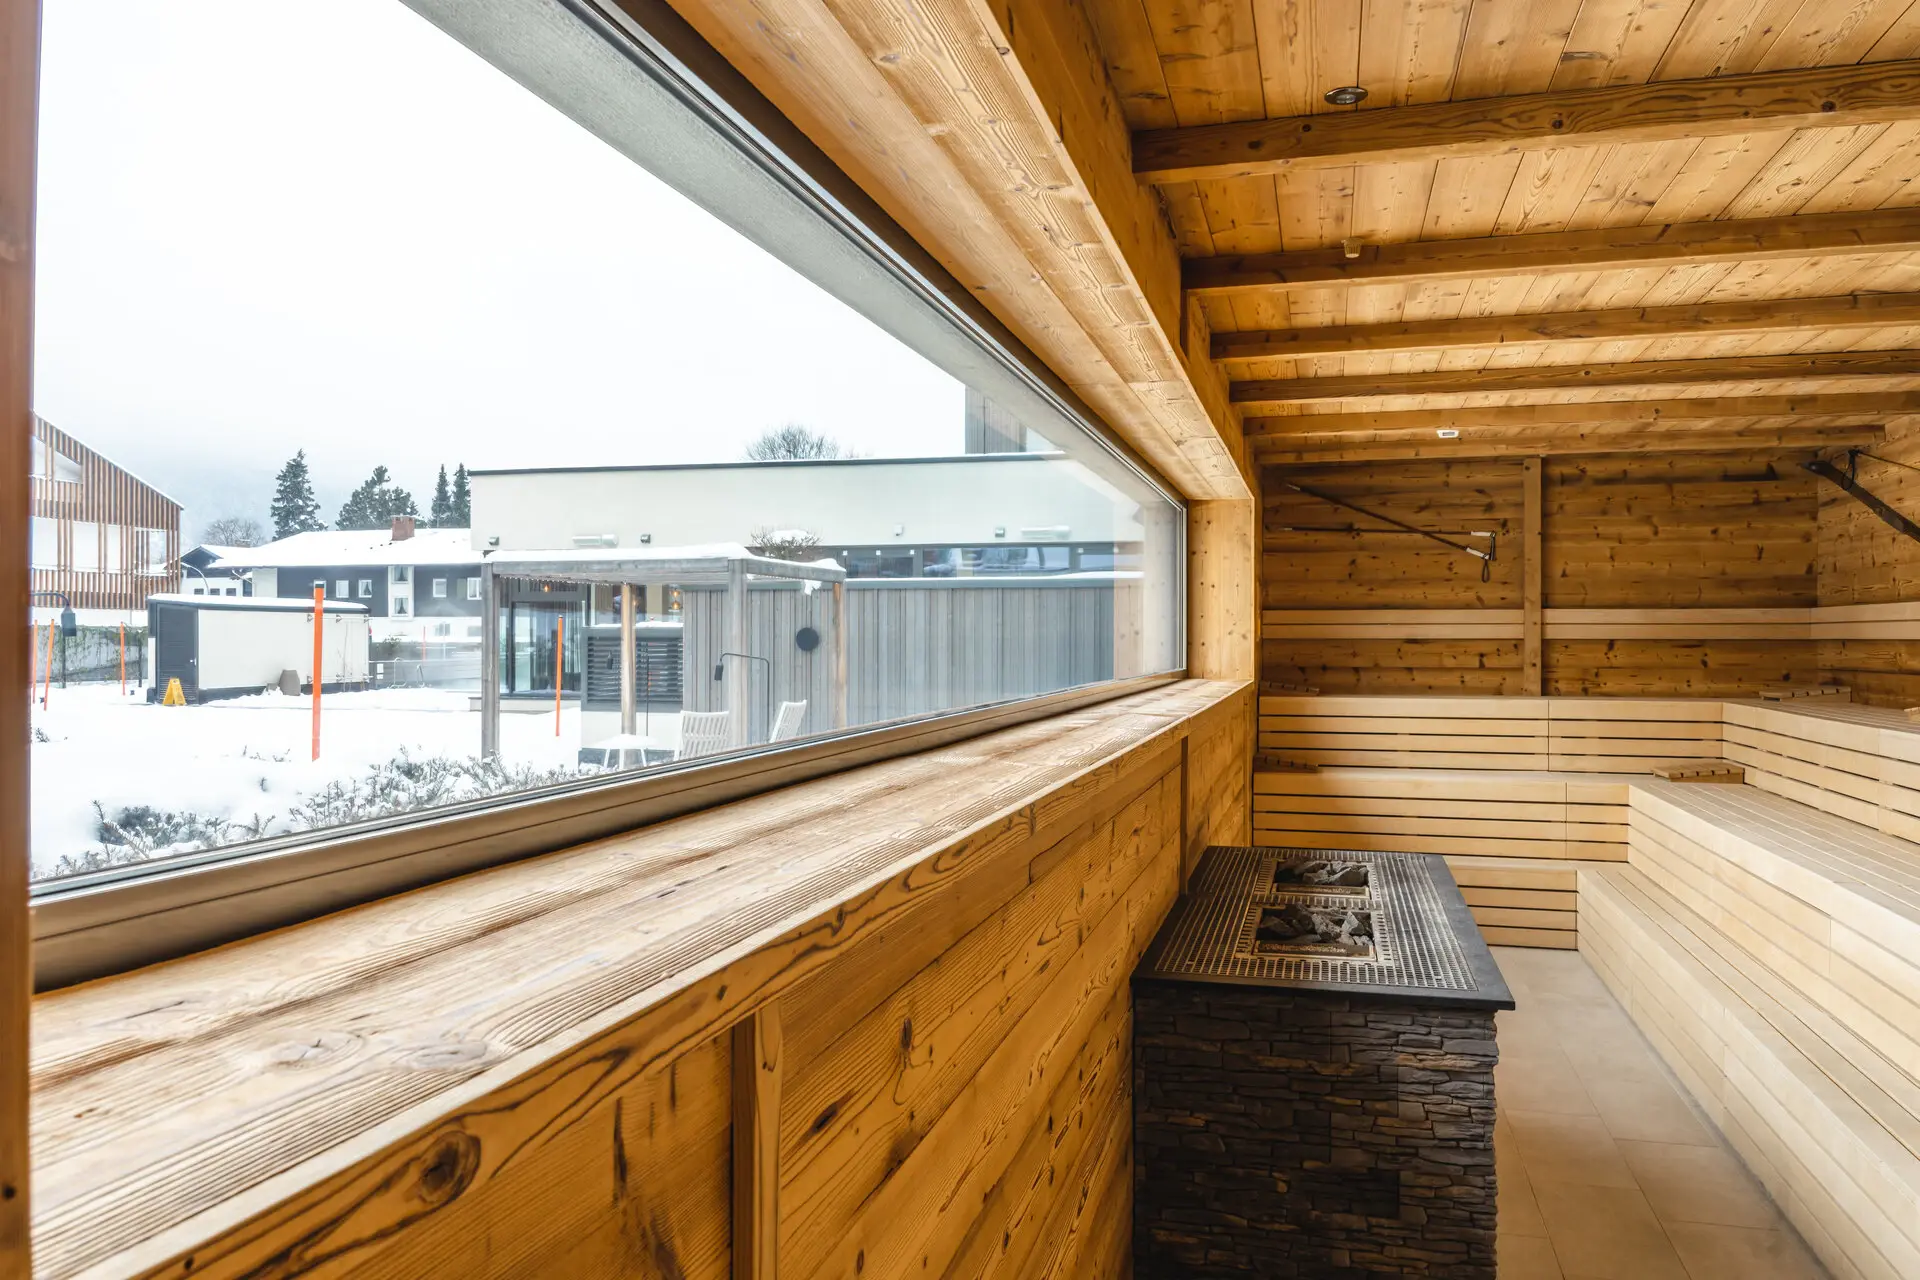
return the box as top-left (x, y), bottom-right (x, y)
top-left (451, 464), bottom-right (471, 526)
top-left (428, 465), bottom-right (454, 527)
top-left (336, 465), bottom-right (419, 531)
top-left (269, 451), bottom-right (326, 540)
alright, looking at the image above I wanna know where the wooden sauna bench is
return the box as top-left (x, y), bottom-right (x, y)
top-left (1252, 692), bottom-right (1920, 1280)
top-left (25, 680), bottom-right (1252, 1280)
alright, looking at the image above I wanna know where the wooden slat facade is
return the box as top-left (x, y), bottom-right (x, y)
top-left (29, 416), bottom-right (181, 615)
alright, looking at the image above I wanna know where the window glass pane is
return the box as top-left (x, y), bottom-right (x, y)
top-left (72, 520), bottom-right (99, 572)
top-left (102, 523), bottom-right (122, 573)
top-left (30, 516), bottom-right (58, 569)
top-left (25, 0), bottom-right (1182, 886)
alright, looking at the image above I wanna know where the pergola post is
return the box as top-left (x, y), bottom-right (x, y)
top-left (620, 583), bottom-right (637, 736)
top-left (830, 580), bottom-right (848, 731)
top-left (725, 559), bottom-right (749, 748)
top-left (480, 560), bottom-right (500, 759)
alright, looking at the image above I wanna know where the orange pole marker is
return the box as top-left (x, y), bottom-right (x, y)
top-left (311, 585), bottom-right (325, 761)
top-left (554, 614), bottom-right (565, 737)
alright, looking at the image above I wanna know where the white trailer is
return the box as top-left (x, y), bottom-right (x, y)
top-left (147, 593), bottom-right (370, 702)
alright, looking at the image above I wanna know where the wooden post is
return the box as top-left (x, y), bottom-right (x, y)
top-left (829, 580), bottom-right (847, 731)
top-left (553, 613), bottom-right (565, 738)
top-left (480, 561), bottom-right (499, 759)
top-left (732, 1003), bottom-right (782, 1280)
top-left (1522, 457), bottom-right (1544, 696)
top-left (725, 558), bottom-right (749, 748)
top-left (311, 585), bottom-right (324, 760)
top-left (2, 0), bottom-right (38, 1260)
top-left (620, 584), bottom-right (636, 737)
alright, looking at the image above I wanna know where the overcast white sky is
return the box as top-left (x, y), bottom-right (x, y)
top-left (33, 0), bottom-right (965, 537)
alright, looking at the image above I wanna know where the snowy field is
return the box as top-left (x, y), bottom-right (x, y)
top-left (28, 683), bottom-right (680, 881)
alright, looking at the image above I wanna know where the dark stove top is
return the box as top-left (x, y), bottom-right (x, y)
top-left (1137, 846), bottom-right (1515, 1009)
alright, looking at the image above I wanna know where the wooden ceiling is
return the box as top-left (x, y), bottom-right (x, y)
top-left (1088, 0), bottom-right (1920, 461)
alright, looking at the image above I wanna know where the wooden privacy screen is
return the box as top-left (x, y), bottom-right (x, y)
top-left (1261, 452), bottom-right (1835, 697)
top-left (27, 681), bottom-right (1250, 1280)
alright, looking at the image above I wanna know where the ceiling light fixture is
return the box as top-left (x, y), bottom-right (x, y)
top-left (1436, 429), bottom-right (1461, 439)
top-left (1324, 85), bottom-right (1368, 106)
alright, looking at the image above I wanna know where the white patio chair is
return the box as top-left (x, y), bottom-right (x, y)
top-left (769, 699), bottom-right (808, 743)
top-left (677, 710), bottom-right (731, 760)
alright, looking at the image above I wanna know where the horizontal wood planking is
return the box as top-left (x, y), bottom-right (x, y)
top-left (1264, 604), bottom-right (1920, 643)
top-left (1214, 292), bottom-right (1920, 362)
top-left (1183, 208), bottom-right (1920, 299)
top-left (26, 678), bottom-right (1250, 1279)
top-left (1135, 61), bottom-right (1920, 182)
top-left (1233, 349), bottom-right (1920, 406)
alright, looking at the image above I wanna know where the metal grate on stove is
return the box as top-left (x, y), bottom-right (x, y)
top-left (1155, 847), bottom-right (1482, 991)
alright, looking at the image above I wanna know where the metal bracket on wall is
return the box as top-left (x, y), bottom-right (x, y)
top-left (1804, 454), bottom-right (1920, 546)
top-left (1274, 479), bottom-right (1499, 581)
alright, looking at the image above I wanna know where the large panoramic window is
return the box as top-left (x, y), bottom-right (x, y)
top-left (26, 0), bottom-right (1182, 921)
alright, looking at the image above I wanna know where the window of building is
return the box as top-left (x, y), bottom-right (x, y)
top-left (21, 0), bottom-right (1185, 967)
top-left (30, 438), bottom-right (83, 484)
top-left (103, 524), bottom-right (122, 573)
top-left (71, 521), bottom-right (99, 572)
top-left (30, 516), bottom-right (58, 569)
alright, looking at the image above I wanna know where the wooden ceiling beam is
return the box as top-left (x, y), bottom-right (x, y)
top-left (1244, 393), bottom-right (1920, 436)
top-left (1184, 206), bottom-right (1920, 299)
top-left (1213, 292), bottom-right (1920, 362)
top-left (1231, 350), bottom-right (1920, 405)
top-left (1253, 424), bottom-right (1885, 464)
top-left (1135, 60), bottom-right (1920, 183)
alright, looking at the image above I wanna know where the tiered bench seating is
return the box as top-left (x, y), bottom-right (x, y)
top-left (1250, 693), bottom-right (1920, 1280)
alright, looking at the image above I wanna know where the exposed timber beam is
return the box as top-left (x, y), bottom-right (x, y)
top-left (1244, 393), bottom-right (1920, 435)
top-left (1231, 350), bottom-right (1920, 406)
top-left (1184, 207), bottom-right (1920, 299)
top-left (1135, 60), bottom-right (1920, 182)
top-left (1254, 424), bottom-right (1884, 463)
top-left (1213, 292), bottom-right (1920, 363)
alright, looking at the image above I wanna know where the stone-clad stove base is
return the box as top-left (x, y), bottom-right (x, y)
top-left (1132, 987), bottom-right (1498, 1278)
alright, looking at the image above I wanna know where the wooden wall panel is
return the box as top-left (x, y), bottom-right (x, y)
top-left (1, 0), bottom-right (34, 1268)
top-left (1262, 453), bottom-right (1823, 696)
top-left (1816, 417), bottom-right (1920, 704)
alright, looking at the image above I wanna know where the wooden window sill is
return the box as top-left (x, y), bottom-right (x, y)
top-left (29, 678), bottom-right (1249, 1278)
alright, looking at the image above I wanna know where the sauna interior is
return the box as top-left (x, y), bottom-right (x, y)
top-left (9, 0), bottom-right (1920, 1275)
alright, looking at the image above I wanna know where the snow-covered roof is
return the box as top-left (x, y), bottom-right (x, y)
top-left (146, 593), bottom-right (370, 613)
top-left (487, 542), bottom-right (845, 585)
top-left (209, 528), bottom-right (480, 569)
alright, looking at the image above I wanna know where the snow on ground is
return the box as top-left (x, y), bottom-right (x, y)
top-left (27, 683), bottom-right (679, 880)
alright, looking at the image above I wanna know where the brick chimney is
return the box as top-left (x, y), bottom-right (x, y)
top-left (391, 515), bottom-right (416, 542)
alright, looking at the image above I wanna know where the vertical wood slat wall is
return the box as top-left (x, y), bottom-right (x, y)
top-left (1261, 452), bottom-right (1825, 697)
top-left (1816, 415), bottom-right (1920, 704)
top-left (1, 0), bottom-right (33, 1268)
top-left (29, 415), bottom-right (181, 613)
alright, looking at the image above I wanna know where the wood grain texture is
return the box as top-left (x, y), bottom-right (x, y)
top-left (732, 1005), bottom-right (781, 1280)
top-left (1248, 395), bottom-right (1920, 435)
top-left (1183, 206), bottom-right (1920, 297)
top-left (1189, 498), bottom-right (1258, 680)
top-left (1134, 59), bottom-right (1920, 181)
top-left (1213, 291), bottom-right (1920, 362)
top-left (29, 679), bottom-right (1250, 1279)
top-left (1, 0), bottom-right (34, 1268)
top-left (1233, 348), bottom-right (1920, 404)
top-left (1523, 457), bottom-right (1543, 694)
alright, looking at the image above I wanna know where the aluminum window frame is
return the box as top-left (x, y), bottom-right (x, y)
top-left (27, 0), bottom-right (1190, 989)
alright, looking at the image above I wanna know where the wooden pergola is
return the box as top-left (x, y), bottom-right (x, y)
top-left (479, 544), bottom-right (848, 756)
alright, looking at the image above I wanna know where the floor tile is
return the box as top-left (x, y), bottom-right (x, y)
top-left (1496, 1049), bottom-right (1598, 1116)
top-left (1498, 1233), bottom-right (1564, 1279)
top-left (1497, 1123), bottom-right (1550, 1238)
top-left (1532, 1182), bottom-right (1690, 1280)
top-left (1505, 1109), bottom-right (1637, 1189)
top-left (1616, 1140), bottom-right (1779, 1229)
top-left (1665, 1221), bottom-right (1829, 1280)
top-left (1583, 1072), bottom-right (1718, 1146)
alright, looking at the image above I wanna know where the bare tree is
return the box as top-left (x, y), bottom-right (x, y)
top-left (750, 527), bottom-right (824, 561)
top-left (744, 425), bottom-right (845, 461)
top-left (201, 515), bottom-right (267, 547)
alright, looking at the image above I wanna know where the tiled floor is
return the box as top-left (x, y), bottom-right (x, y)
top-left (1490, 946), bottom-right (1829, 1280)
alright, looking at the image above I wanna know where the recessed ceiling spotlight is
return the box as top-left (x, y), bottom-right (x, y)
top-left (1324, 85), bottom-right (1368, 106)
top-left (1436, 428), bottom-right (1461, 439)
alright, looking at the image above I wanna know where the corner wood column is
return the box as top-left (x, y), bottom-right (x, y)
top-left (1, 0), bottom-right (36, 1264)
top-left (1188, 499), bottom-right (1256, 680)
top-left (732, 1004), bottom-right (782, 1280)
top-left (1522, 457), bottom-right (1543, 696)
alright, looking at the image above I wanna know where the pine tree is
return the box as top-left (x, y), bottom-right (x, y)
top-left (336, 465), bottom-right (419, 531)
top-left (451, 464), bottom-right (471, 526)
top-left (269, 451), bottom-right (326, 540)
top-left (428, 465), bottom-right (454, 527)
